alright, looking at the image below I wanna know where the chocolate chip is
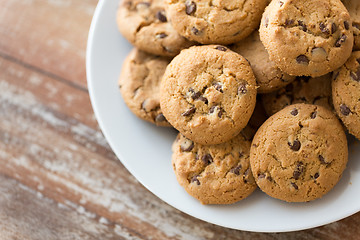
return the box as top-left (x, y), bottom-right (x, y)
top-left (182, 107), bottom-right (196, 116)
top-left (290, 108), bottom-right (298, 116)
top-left (291, 182), bottom-right (299, 190)
top-left (314, 172), bottom-right (319, 179)
top-left (344, 21), bottom-right (349, 30)
top-left (238, 83), bottom-right (247, 95)
top-left (191, 175), bottom-right (200, 185)
top-left (267, 176), bottom-right (273, 181)
top-left (296, 55), bottom-right (309, 64)
top-left (198, 96), bottom-right (208, 104)
top-left (335, 34), bottom-right (347, 47)
top-left (201, 154), bottom-right (213, 165)
top-left (215, 46), bottom-right (227, 51)
top-left (185, 1), bottom-right (196, 15)
top-left (331, 23), bottom-right (337, 34)
top-left (180, 139), bottom-right (194, 152)
top-left (191, 27), bottom-right (200, 35)
top-left (298, 20), bottom-right (307, 32)
top-left (218, 107), bottom-right (224, 118)
top-left (209, 106), bottom-right (223, 117)
top-left (155, 113), bottom-right (166, 122)
top-left (319, 22), bottom-right (330, 34)
top-left (340, 104), bottom-right (351, 116)
top-left (318, 155), bottom-right (328, 164)
top-left (213, 82), bottom-right (223, 93)
top-left (189, 88), bottom-right (201, 100)
top-left (239, 152), bottom-right (243, 158)
top-left (350, 72), bottom-right (359, 81)
top-left (285, 19), bottom-right (294, 26)
top-left (279, 1), bottom-right (284, 6)
top-left (353, 23), bottom-right (360, 30)
top-left (293, 162), bottom-right (304, 180)
top-left (258, 173), bottom-right (265, 179)
top-left (288, 140), bottom-right (301, 151)
top-left (230, 165), bottom-right (242, 175)
top-left (156, 33), bottom-right (167, 39)
top-left (350, 67), bottom-right (360, 82)
top-left (310, 111), bottom-right (317, 119)
top-left (156, 11), bottom-right (167, 22)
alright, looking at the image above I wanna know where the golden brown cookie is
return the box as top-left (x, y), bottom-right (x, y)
top-left (342, 0), bottom-right (360, 50)
top-left (165, 0), bottom-right (268, 44)
top-left (160, 45), bottom-right (257, 145)
top-left (172, 133), bottom-right (257, 204)
top-left (232, 31), bottom-right (296, 93)
top-left (332, 51), bottom-right (360, 139)
top-left (117, 0), bottom-right (194, 56)
top-left (262, 74), bottom-right (333, 116)
top-left (119, 48), bottom-right (171, 127)
top-left (259, 0), bottom-right (353, 77)
top-left (250, 104), bottom-right (348, 202)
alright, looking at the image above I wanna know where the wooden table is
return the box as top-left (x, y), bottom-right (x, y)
top-left (1, 1), bottom-right (359, 239)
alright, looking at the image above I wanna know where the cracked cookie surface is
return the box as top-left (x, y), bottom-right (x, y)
top-left (160, 45), bottom-right (257, 145)
top-left (119, 48), bottom-right (172, 127)
top-left (232, 31), bottom-right (296, 93)
top-left (262, 74), bottom-right (333, 116)
top-left (172, 133), bottom-right (256, 204)
top-left (259, 0), bottom-right (353, 77)
top-left (165, 0), bottom-right (268, 44)
top-left (117, 0), bottom-right (194, 56)
top-left (343, 0), bottom-right (360, 50)
top-left (250, 104), bottom-right (348, 202)
top-left (332, 51), bottom-right (360, 139)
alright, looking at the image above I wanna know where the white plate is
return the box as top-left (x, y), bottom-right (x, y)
top-left (86, 0), bottom-right (360, 232)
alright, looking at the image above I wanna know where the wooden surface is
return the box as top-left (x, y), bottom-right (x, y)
top-left (0, 0), bottom-right (360, 239)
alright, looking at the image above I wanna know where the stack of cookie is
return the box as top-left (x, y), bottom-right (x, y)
top-left (117, 0), bottom-right (359, 204)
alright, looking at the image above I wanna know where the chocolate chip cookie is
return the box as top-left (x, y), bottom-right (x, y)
top-left (232, 31), bottom-right (296, 93)
top-left (343, 0), bottom-right (360, 50)
top-left (250, 104), bottom-right (348, 202)
top-left (117, 0), bottom-right (194, 56)
top-left (165, 0), bottom-right (268, 44)
top-left (332, 51), bottom-right (360, 139)
top-left (160, 45), bottom-right (257, 145)
top-left (119, 48), bottom-right (171, 126)
top-left (262, 74), bottom-right (333, 116)
top-left (260, 0), bottom-right (353, 77)
top-left (172, 133), bottom-right (257, 204)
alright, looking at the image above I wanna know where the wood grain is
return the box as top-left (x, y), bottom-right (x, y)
top-left (1, 0), bottom-right (360, 239)
top-left (0, 0), bottom-right (96, 89)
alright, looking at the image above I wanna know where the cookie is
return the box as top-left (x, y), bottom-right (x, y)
top-left (160, 45), bottom-right (257, 145)
top-left (262, 74), bottom-right (333, 116)
top-left (332, 51), bottom-right (360, 139)
top-left (232, 31), bottom-right (296, 93)
top-left (172, 133), bottom-right (257, 204)
top-left (117, 0), bottom-right (194, 56)
top-left (119, 48), bottom-right (171, 127)
top-left (259, 0), bottom-right (353, 77)
top-left (165, 0), bottom-right (268, 44)
top-left (343, 0), bottom-right (360, 50)
top-left (250, 104), bottom-right (348, 202)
